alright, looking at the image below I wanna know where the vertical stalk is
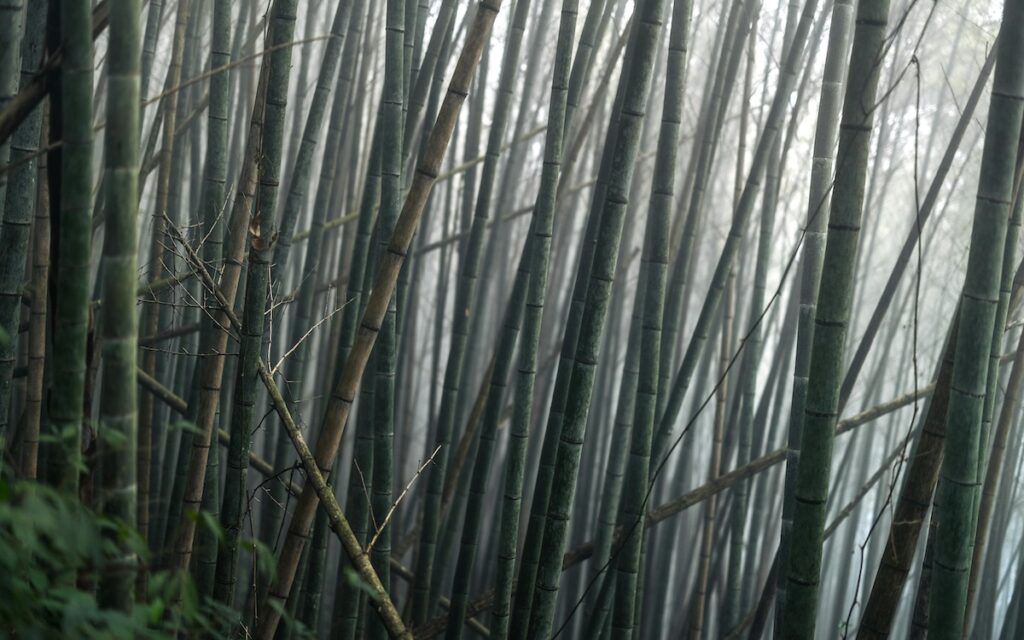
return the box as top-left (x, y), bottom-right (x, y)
top-left (775, 0), bottom-right (854, 628)
top-left (96, 0), bottom-right (140, 610)
top-left (610, 0), bottom-right (692, 633)
top-left (47, 0), bottom-right (94, 494)
top-left (524, 2), bottom-right (666, 636)
top-left (928, 0), bottom-right (1024, 634)
top-left (780, 0), bottom-right (892, 634)
top-left (213, 0), bottom-right (297, 607)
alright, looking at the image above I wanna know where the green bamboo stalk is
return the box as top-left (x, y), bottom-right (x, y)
top-left (95, 0), bottom-right (140, 611)
top-left (724, 99), bottom-right (778, 637)
top-left (837, 43), bottom-right (996, 419)
top-left (434, 0), bottom-right (530, 634)
top-left (562, 0), bottom-right (608, 138)
top-left (928, 0), bottom-right (1024, 634)
top-left (195, 416), bottom-right (221, 599)
top-left (738, 283), bottom-right (800, 628)
top-left (188, 0), bottom-right (232, 601)
top-left (655, 0), bottom-right (751, 426)
top-left (332, 118), bottom-right (380, 385)
top-left (580, 273), bottom-right (645, 639)
top-left (284, 8), bottom-right (367, 630)
top-left (213, 0), bottom-right (297, 607)
top-left (198, 0), bottom-right (231, 305)
top-left (327, 24), bottom-right (380, 629)
top-left (964, 133), bottom-right (1024, 640)
top-left (144, 5), bottom-right (203, 505)
top-left (774, 0), bottom-right (854, 629)
top-left (403, 0), bottom-right (418, 103)
top-left (970, 333), bottom-right (1024, 635)
top-left (402, 0), bottom-right (458, 156)
top-left (47, 0), bottom-right (94, 493)
top-left (330, 122), bottom-right (382, 640)
top-left (412, 368), bottom-right (973, 638)
top-left (409, 0), bottom-right (429, 91)
top-left (690, 273), bottom-right (734, 639)
top-left (445, 266), bottom-right (528, 640)
top-left (968, 203), bottom-right (1024, 626)
top-left (146, 0), bottom-right (202, 555)
top-left (270, 0), bottom-right (354, 290)
top-left (523, 3), bottom-right (666, 636)
top-left (365, 2), bottom-right (405, 637)
top-left (263, 0), bottom-right (361, 547)
top-left (507, 26), bottom-right (628, 636)
top-left (1000, 541), bottom-right (1024, 639)
top-left (446, 0), bottom-right (576, 632)
top-left (836, 45), bottom-right (997, 639)
top-left (780, 0), bottom-right (892, 634)
top-left (610, 1), bottom-right (691, 633)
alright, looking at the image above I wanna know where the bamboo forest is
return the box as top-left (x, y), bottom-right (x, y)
top-left (8, 0), bottom-right (1024, 638)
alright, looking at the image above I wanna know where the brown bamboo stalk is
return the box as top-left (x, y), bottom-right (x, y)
top-left (254, 3), bottom-right (505, 638)
top-left (158, 210), bottom-right (408, 637)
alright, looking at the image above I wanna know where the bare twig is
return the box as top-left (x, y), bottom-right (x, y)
top-left (368, 445), bottom-right (442, 554)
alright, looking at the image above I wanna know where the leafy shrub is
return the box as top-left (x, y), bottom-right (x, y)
top-left (0, 478), bottom-right (232, 638)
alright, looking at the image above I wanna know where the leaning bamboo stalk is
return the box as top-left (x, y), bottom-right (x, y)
top-left (136, 364), bottom-right (290, 491)
top-left (364, 2), bottom-right (406, 635)
top-left (514, 2), bottom-right (669, 634)
top-left (964, 117), bottom-right (1024, 639)
top-left (409, 0), bottom-right (534, 622)
top-left (165, 198), bottom-right (409, 634)
top-left (166, 187), bottom-right (410, 638)
top-left (447, 0), bottom-right (586, 629)
top-left (254, 2), bottom-right (505, 638)
top-left (651, 0), bottom-right (817, 468)
top-left (610, 2), bottom-right (692, 633)
top-left (260, 364), bottom-right (411, 639)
